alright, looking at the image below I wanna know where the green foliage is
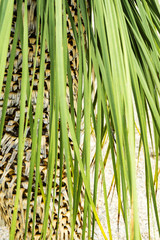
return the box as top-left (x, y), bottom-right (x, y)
top-left (0, 0), bottom-right (160, 239)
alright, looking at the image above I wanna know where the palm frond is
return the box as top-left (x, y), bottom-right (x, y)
top-left (0, 0), bottom-right (160, 239)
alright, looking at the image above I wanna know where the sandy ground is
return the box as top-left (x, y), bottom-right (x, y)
top-left (0, 112), bottom-right (160, 240)
top-left (91, 105), bottom-right (160, 240)
top-left (91, 130), bottom-right (160, 240)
